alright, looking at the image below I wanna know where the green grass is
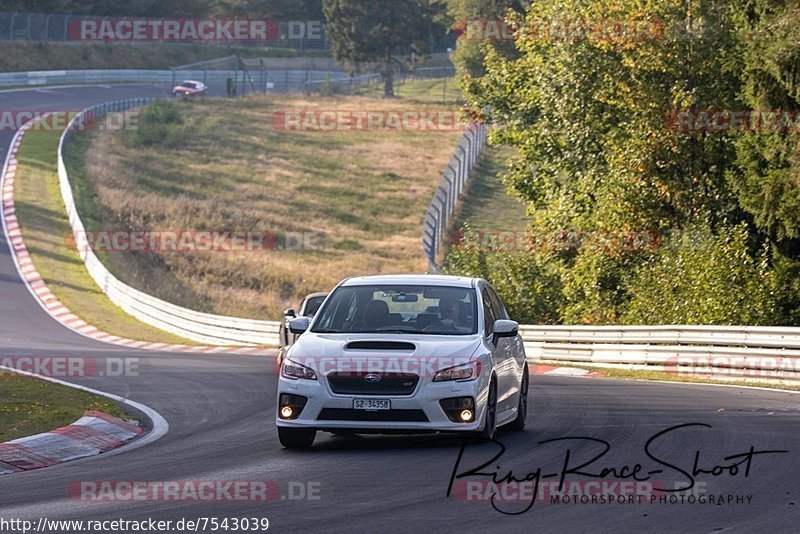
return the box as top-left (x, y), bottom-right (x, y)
top-left (453, 145), bottom-right (529, 233)
top-left (0, 41), bottom-right (327, 72)
top-left (352, 76), bottom-right (463, 104)
top-left (0, 372), bottom-right (130, 442)
top-left (13, 128), bottom-right (198, 345)
top-left (546, 363), bottom-right (800, 392)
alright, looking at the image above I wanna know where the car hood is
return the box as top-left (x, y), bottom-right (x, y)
top-left (287, 333), bottom-right (484, 376)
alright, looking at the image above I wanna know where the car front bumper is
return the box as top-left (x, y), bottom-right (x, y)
top-left (275, 373), bottom-right (490, 432)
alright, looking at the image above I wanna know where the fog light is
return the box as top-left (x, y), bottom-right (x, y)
top-left (278, 393), bottom-right (308, 420)
top-left (440, 396), bottom-right (476, 423)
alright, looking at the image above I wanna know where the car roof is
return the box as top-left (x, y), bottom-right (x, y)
top-left (339, 274), bottom-right (477, 289)
top-left (303, 292), bottom-right (329, 299)
top-left (180, 80), bottom-right (202, 84)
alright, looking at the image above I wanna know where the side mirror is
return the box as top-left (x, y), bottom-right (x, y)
top-left (492, 319), bottom-right (519, 342)
top-left (289, 317), bottom-right (311, 335)
top-left (283, 308), bottom-right (297, 318)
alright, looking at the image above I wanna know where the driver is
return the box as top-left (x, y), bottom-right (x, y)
top-left (439, 298), bottom-right (462, 327)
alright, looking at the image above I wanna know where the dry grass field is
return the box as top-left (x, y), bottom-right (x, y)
top-left (67, 92), bottom-right (463, 319)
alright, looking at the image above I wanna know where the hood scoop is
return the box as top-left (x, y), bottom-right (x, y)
top-left (345, 341), bottom-right (416, 351)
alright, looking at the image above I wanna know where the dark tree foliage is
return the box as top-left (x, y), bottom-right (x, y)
top-left (447, 0), bottom-right (800, 325)
top-left (2, 0), bottom-right (323, 19)
top-left (322, 0), bottom-right (447, 97)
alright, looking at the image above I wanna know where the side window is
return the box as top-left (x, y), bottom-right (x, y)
top-left (482, 288), bottom-right (496, 336)
top-left (488, 286), bottom-right (509, 320)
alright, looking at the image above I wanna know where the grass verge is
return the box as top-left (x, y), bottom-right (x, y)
top-left (69, 92), bottom-right (463, 319)
top-left (544, 363), bottom-right (800, 392)
top-left (12, 128), bottom-right (197, 345)
top-left (0, 371), bottom-right (129, 442)
top-left (451, 144), bottom-right (529, 233)
top-left (352, 76), bottom-right (463, 104)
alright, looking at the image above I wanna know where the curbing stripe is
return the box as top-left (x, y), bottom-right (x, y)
top-left (0, 443), bottom-right (57, 470)
top-left (1, 410), bottom-right (143, 475)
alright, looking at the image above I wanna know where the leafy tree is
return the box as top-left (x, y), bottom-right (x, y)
top-left (443, 227), bottom-right (562, 323)
top-left (730, 0), bottom-right (800, 243)
top-left (446, 0), bottom-right (527, 77)
top-left (445, 0), bottom-right (800, 325)
top-left (322, 0), bottom-right (446, 97)
top-left (622, 224), bottom-right (782, 325)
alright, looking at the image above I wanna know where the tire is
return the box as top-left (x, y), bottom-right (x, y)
top-left (278, 427), bottom-right (316, 449)
top-left (504, 367), bottom-right (529, 431)
top-left (475, 379), bottom-right (497, 440)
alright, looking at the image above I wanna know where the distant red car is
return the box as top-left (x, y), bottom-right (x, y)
top-left (172, 80), bottom-right (207, 97)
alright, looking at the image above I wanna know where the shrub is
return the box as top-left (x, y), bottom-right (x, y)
top-left (622, 224), bottom-right (782, 325)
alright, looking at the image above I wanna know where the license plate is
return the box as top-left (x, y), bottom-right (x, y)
top-left (353, 399), bottom-right (391, 411)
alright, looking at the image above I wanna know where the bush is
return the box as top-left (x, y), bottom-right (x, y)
top-left (622, 224), bottom-right (783, 325)
top-left (126, 101), bottom-right (187, 149)
top-left (443, 234), bottom-right (562, 324)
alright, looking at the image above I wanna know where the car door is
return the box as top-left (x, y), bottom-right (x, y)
top-left (484, 285), bottom-right (517, 412)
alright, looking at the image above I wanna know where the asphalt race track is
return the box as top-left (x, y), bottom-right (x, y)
top-left (0, 85), bottom-right (798, 534)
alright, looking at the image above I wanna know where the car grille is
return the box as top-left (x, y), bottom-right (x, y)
top-left (326, 373), bottom-right (419, 396)
top-left (317, 408), bottom-right (429, 422)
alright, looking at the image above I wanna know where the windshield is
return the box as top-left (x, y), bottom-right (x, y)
top-left (179, 82), bottom-right (197, 88)
top-left (311, 285), bottom-right (477, 335)
top-left (303, 296), bottom-right (326, 317)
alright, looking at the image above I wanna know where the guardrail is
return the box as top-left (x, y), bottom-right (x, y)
top-left (521, 325), bottom-right (800, 379)
top-left (58, 99), bottom-right (281, 346)
top-left (519, 324), bottom-right (800, 350)
top-left (0, 68), bottom-right (355, 91)
top-left (422, 124), bottom-right (487, 272)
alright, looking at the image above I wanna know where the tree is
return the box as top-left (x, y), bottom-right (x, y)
top-left (322, 0), bottom-right (446, 97)
top-left (446, 0), bottom-right (800, 324)
top-left (446, 0), bottom-right (527, 77)
top-left (730, 0), bottom-right (800, 244)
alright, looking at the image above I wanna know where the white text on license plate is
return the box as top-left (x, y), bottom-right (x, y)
top-left (353, 399), bottom-right (391, 410)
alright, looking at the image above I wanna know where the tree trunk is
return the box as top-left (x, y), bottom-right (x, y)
top-left (383, 59), bottom-right (395, 98)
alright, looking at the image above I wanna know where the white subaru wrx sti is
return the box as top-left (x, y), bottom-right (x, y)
top-left (275, 275), bottom-right (528, 449)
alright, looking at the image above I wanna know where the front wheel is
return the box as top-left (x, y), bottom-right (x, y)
top-left (504, 367), bottom-right (528, 431)
top-left (475, 380), bottom-right (497, 440)
top-left (278, 427), bottom-right (316, 449)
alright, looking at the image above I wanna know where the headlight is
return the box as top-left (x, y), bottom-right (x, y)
top-left (433, 361), bottom-right (481, 382)
top-left (281, 359), bottom-right (317, 380)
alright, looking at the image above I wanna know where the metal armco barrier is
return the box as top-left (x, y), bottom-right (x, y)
top-left (522, 325), bottom-right (800, 378)
top-left (0, 68), bottom-right (351, 91)
top-left (422, 124), bottom-right (487, 272)
top-left (58, 99), bottom-right (281, 346)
